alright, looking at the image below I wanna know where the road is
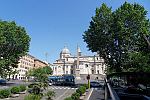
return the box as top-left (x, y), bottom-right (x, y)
top-left (42, 85), bottom-right (78, 100)
top-left (0, 79), bottom-right (105, 100)
top-left (0, 80), bottom-right (32, 90)
top-left (89, 87), bottom-right (104, 100)
top-left (0, 81), bottom-right (78, 100)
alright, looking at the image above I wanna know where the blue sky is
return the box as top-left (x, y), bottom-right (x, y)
top-left (0, 0), bottom-right (150, 63)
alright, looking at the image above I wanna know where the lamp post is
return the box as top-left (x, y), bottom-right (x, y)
top-left (87, 74), bottom-right (90, 89)
top-left (86, 66), bottom-right (90, 89)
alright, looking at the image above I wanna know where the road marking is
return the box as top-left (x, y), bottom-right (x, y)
top-left (56, 89), bottom-right (69, 100)
top-left (86, 88), bottom-right (93, 100)
top-left (49, 86), bottom-right (78, 90)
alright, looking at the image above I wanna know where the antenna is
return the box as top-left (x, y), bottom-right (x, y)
top-left (45, 52), bottom-right (48, 62)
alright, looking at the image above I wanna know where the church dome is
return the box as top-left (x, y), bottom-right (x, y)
top-left (61, 47), bottom-right (70, 54)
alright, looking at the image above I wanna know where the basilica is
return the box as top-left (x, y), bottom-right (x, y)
top-left (52, 46), bottom-right (106, 77)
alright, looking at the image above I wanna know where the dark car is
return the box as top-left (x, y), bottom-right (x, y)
top-left (90, 81), bottom-right (102, 88)
top-left (0, 79), bottom-right (7, 84)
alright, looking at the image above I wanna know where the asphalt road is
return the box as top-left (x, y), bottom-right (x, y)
top-left (0, 80), bottom-right (31, 89)
top-left (0, 81), bottom-right (77, 100)
top-left (89, 87), bottom-right (104, 100)
top-left (42, 85), bottom-right (78, 100)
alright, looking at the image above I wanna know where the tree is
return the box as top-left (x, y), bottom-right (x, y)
top-left (0, 20), bottom-right (30, 78)
top-left (83, 2), bottom-right (150, 73)
top-left (27, 66), bottom-right (53, 98)
top-left (28, 66), bottom-right (53, 89)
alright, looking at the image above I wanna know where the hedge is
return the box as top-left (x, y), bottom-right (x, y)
top-left (71, 92), bottom-right (80, 100)
top-left (19, 85), bottom-right (26, 92)
top-left (24, 94), bottom-right (41, 100)
top-left (76, 86), bottom-right (86, 96)
top-left (11, 86), bottom-right (20, 94)
top-left (0, 89), bottom-right (11, 98)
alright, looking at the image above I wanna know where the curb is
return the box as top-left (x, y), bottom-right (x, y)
top-left (84, 88), bottom-right (93, 100)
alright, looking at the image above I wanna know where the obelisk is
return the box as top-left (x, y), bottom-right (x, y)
top-left (75, 45), bottom-right (81, 80)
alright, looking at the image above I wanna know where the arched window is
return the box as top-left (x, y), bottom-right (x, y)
top-left (85, 64), bottom-right (88, 68)
top-left (97, 57), bottom-right (99, 60)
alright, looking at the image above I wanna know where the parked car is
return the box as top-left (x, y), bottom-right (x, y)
top-left (0, 78), bottom-right (7, 84)
top-left (48, 80), bottom-right (53, 86)
top-left (90, 81), bottom-right (102, 88)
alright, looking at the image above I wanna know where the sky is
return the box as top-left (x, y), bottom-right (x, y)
top-left (0, 0), bottom-right (150, 63)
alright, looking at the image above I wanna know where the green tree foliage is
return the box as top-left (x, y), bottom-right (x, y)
top-left (28, 66), bottom-right (53, 89)
top-left (45, 90), bottom-right (55, 100)
top-left (29, 66), bottom-right (52, 82)
top-left (83, 2), bottom-right (150, 73)
top-left (0, 20), bottom-right (30, 78)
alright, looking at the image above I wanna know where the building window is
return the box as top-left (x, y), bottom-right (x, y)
top-left (97, 57), bottom-right (98, 60)
top-left (102, 66), bottom-right (104, 71)
top-left (92, 70), bottom-right (94, 74)
top-left (66, 71), bottom-right (68, 74)
top-left (71, 70), bottom-right (73, 74)
top-left (71, 66), bottom-right (73, 69)
top-left (79, 62), bottom-right (83, 65)
top-left (85, 64), bottom-right (88, 68)
top-left (97, 70), bottom-right (99, 74)
top-left (66, 66), bottom-right (68, 69)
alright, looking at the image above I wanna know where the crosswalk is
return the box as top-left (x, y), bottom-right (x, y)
top-left (48, 86), bottom-right (102, 90)
top-left (91, 87), bottom-right (103, 91)
top-left (48, 86), bottom-right (78, 90)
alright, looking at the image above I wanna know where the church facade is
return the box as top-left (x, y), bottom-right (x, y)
top-left (52, 46), bottom-right (106, 76)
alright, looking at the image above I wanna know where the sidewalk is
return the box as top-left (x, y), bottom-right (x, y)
top-left (77, 88), bottom-right (93, 100)
top-left (83, 88), bottom-right (94, 100)
top-left (82, 88), bottom-right (104, 100)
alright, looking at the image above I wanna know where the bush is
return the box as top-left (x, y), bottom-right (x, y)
top-left (28, 83), bottom-right (39, 88)
top-left (32, 85), bottom-right (41, 95)
top-left (24, 94), bottom-right (41, 100)
top-left (19, 85), bottom-right (26, 92)
top-left (45, 90), bottom-right (55, 100)
top-left (64, 97), bottom-right (73, 100)
top-left (71, 92), bottom-right (80, 100)
top-left (76, 86), bottom-right (86, 96)
top-left (11, 86), bottom-right (20, 94)
top-left (0, 89), bottom-right (11, 98)
top-left (82, 84), bottom-right (89, 89)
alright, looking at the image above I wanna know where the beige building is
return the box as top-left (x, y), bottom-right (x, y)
top-left (12, 54), bottom-right (34, 80)
top-left (12, 54), bottom-right (48, 80)
top-left (52, 46), bottom-right (106, 77)
top-left (34, 59), bottom-right (48, 68)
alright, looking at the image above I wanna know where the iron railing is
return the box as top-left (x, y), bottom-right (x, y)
top-left (104, 78), bottom-right (120, 100)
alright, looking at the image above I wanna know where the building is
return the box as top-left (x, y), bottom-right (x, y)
top-left (12, 54), bottom-right (48, 80)
top-left (34, 58), bottom-right (48, 68)
top-left (52, 46), bottom-right (106, 77)
top-left (12, 54), bottom-right (34, 80)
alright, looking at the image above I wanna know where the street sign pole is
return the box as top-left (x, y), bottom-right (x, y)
top-left (87, 74), bottom-right (90, 89)
top-left (88, 79), bottom-right (90, 89)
